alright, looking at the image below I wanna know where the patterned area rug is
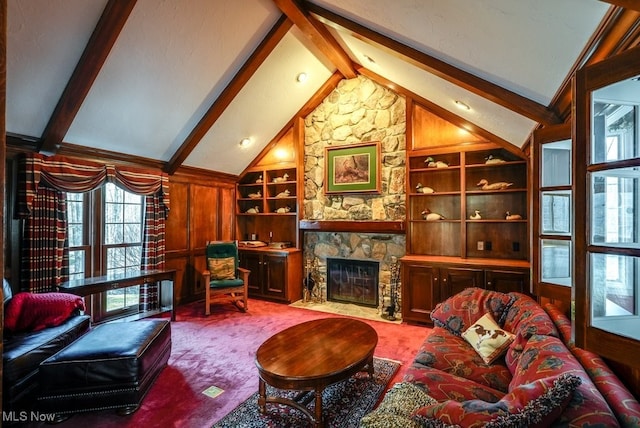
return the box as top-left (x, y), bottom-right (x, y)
top-left (213, 357), bottom-right (400, 428)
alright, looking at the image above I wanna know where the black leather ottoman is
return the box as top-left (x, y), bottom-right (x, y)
top-left (37, 319), bottom-right (171, 417)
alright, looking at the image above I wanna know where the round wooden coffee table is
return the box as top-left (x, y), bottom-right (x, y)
top-left (255, 317), bottom-right (378, 427)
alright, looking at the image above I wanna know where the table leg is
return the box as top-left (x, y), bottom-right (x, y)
top-left (366, 354), bottom-right (375, 378)
top-left (314, 388), bottom-right (323, 428)
top-left (258, 379), bottom-right (266, 414)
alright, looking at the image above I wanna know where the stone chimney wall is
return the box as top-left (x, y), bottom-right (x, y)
top-left (301, 76), bottom-right (407, 316)
top-left (303, 75), bottom-right (407, 221)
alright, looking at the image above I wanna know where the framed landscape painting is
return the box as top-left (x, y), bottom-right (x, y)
top-left (325, 142), bottom-right (381, 194)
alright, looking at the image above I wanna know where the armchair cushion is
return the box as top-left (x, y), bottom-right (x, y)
top-left (4, 292), bottom-right (85, 333)
top-left (208, 256), bottom-right (236, 280)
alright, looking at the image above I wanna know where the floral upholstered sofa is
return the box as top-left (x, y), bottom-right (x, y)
top-left (362, 287), bottom-right (640, 427)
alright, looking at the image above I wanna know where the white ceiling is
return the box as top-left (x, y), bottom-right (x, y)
top-left (7, 0), bottom-right (612, 175)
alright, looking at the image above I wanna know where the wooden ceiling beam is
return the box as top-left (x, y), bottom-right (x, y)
top-left (357, 66), bottom-right (526, 159)
top-left (598, 0), bottom-right (640, 12)
top-left (165, 15), bottom-right (293, 175)
top-left (307, 2), bottom-right (562, 127)
top-left (272, 0), bottom-right (356, 79)
top-left (38, 0), bottom-right (137, 155)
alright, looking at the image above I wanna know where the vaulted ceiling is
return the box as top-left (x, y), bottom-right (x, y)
top-left (7, 0), bottom-right (640, 176)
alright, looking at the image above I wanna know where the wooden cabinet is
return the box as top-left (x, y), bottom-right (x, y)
top-left (400, 256), bottom-right (530, 324)
top-left (407, 147), bottom-right (528, 260)
top-left (238, 248), bottom-right (302, 303)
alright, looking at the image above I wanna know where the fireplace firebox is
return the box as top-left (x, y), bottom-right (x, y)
top-left (326, 258), bottom-right (379, 308)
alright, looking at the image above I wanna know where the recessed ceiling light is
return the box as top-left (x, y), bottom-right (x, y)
top-left (455, 100), bottom-right (471, 111)
top-left (239, 138), bottom-right (252, 148)
top-left (296, 72), bottom-right (308, 83)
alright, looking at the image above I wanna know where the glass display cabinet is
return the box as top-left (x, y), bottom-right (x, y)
top-left (574, 44), bottom-right (640, 367)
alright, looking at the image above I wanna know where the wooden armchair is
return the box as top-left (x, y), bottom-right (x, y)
top-left (202, 241), bottom-right (249, 314)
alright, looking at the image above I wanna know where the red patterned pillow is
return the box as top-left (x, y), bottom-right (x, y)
top-left (411, 373), bottom-right (581, 428)
top-left (4, 292), bottom-right (85, 333)
top-left (430, 287), bottom-right (515, 336)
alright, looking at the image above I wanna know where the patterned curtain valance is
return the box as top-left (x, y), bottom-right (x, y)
top-left (18, 153), bottom-right (170, 217)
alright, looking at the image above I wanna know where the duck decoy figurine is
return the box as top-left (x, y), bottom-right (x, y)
top-left (255, 175), bottom-right (263, 184)
top-left (505, 211), bottom-right (522, 220)
top-left (485, 154), bottom-right (506, 164)
top-left (276, 206), bottom-right (291, 213)
top-left (247, 190), bottom-right (262, 198)
top-left (470, 210), bottom-right (482, 220)
top-left (424, 157), bottom-right (449, 168)
top-left (245, 206), bottom-right (260, 214)
top-left (477, 179), bottom-right (513, 190)
top-left (415, 183), bottom-right (435, 194)
top-left (272, 173), bottom-right (289, 183)
top-left (276, 189), bottom-right (291, 198)
top-left (421, 208), bottom-right (445, 221)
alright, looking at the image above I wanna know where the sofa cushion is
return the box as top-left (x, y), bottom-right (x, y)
top-left (510, 334), bottom-right (619, 427)
top-left (412, 373), bottom-right (581, 428)
top-left (430, 287), bottom-right (515, 336)
top-left (414, 327), bottom-right (512, 393)
top-left (4, 292), bottom-right (85, 333)
top-left (403, 364), bottom-right (505, 403)
top-left (462, 313), bottom-right (515, 365)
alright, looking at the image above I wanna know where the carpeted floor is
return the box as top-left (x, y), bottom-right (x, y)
top-left (213, 357), bottom-right (400, 428)
top-left (23, 298), bottom-right (429, 428)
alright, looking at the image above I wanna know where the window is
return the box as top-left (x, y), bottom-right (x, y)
top-left (66, 183), bottom-right (145, 320)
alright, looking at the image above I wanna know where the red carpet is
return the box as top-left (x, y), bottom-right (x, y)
top-left (28, 299), bottom-right (430, 428)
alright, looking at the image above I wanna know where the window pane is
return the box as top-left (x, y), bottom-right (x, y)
top-left (105, 224), bottom-right (123, 245)
top-left (68, 250), bottom-right (85, 279)
top-left (125, 203), bottom-right (142, 223)
top-left (541, 239), bottom-right (571, 286)
top-left (68, 224), bottom-right (83, 247)
top-left (541, 191), bottom-right (571, 235)
top-left (542, 139), bottom-right (571, 187)
top-left (591, 168), bottom-right (640, 246)
top-left (107, 247), bottom-right (126, 270)
top-left (591, 253), bottom-right (637, 318)
top-left (126, 246), bottom-right (142, 267)
top-left (105, 183), bottom-right (123, 203)
top-left (125, 192), bottom-right (141, 204)
top-left (105, 202), bottom-right (123, 223)
top-left (592, 100), bottom-right (638, 164)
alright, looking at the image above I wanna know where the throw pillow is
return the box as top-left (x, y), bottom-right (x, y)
top-left (208, 257), bottom-right (236, 280)
top-left (461, 312), bottom-right (515, 364)
top-left (430, 287), bottom-right (515, 336)
top-left (411, 373), bottom-right (581, 428)
top-left (4, 292), bottom-right (85, 333)
top-left (360, 382), bottom-right (437, 428)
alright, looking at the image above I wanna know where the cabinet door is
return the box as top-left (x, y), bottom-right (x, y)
top-left (239, 251), bottom-right (263, 295)
top-left (441, 267), bottom-right (484, 299)
top-left (401, 262), bottom-right (439, 324)
top-left (264, 254), bottom-right (287, 298)
top-left (485, 269), bottom-right (529, 294)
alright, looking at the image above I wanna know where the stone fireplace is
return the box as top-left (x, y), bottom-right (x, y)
top-left (302, 230), bottom-right (405, 317)
top-left (327, 257), bottom-right (379, 308)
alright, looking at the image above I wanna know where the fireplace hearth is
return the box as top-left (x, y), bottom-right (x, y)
top-left (326, 258), bottom-right (379, 308)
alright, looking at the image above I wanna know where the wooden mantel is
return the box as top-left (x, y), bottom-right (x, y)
top-left (299, 220), bottom-right (405, 234)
